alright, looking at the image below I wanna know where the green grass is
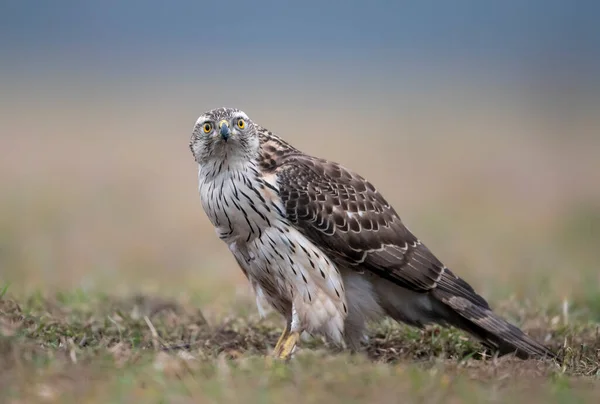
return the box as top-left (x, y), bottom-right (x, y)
top-left (1, 291), bottom-right (599, 403)
top-left (0, 283), bottom-right (9, 299)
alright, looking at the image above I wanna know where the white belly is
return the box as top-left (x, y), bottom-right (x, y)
top-left (198, 163), bottom-right (347, 342)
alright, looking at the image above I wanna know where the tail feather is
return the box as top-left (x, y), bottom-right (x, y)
top-left (433, 289), bottom-right (556, 360)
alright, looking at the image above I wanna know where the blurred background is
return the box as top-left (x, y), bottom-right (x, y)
top-left (1, 1), bottom-right (599, 314)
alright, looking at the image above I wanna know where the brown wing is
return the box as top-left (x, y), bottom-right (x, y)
top-left (274, 154), bottom-right (557, 360)
top-left (275, 155), bottom-right (489, 308)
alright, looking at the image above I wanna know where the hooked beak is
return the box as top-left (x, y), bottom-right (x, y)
top-left (218, 120), bottom-right (230, 141)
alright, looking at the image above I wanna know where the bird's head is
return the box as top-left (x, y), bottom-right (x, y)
top-left (190, 107), bottom-right (259, 165)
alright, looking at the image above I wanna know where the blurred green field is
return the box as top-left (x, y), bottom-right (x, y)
top-left (1, 74), bottom-right (600, 402)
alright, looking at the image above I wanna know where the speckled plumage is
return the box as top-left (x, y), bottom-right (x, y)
top-left (189, 107), bottom-right (555, 360)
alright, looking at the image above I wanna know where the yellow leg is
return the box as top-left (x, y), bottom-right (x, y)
top-left (273, 331), bottom-right (300, 360)
top-left (272, 323), bottom-right (291, 355)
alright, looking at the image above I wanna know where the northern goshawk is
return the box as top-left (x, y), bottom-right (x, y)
top-left (189, 107), bottom-right (555, 360)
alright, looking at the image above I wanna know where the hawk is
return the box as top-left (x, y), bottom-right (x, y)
top-left (189, 107), bottom-right (555, 360)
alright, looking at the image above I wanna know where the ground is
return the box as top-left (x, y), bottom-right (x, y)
top-left (1, 84), bottom-right (600, 402)
top-left (1, 289), bottom-right (599, 403)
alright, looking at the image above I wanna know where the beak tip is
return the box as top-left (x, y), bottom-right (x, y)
top-left (219, 121), bottom-right (230, 140)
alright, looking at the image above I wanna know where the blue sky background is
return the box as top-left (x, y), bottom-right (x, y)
top-left (1, 1), bottom-right (598, 135)
top-left (2, 1), bottom-right (598, 75)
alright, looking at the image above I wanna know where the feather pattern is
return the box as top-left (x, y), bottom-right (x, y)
top-left (190, 108), bottom-right (556, 360)
top-left (262, 133), bottom-right (555, 360)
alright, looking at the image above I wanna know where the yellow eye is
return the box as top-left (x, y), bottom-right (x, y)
top-left (202, 123), bottom-right (213, 133)
top-left (237, 119), bottom-right (246, 129)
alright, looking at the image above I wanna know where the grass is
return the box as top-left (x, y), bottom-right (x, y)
top-left (0, 284), bottom-right (9, 299)
top-left (1, 289), bottom-right (599, 403)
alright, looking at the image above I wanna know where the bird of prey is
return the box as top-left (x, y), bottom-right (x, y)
top-left (189, 107), bottom-right (555, 361)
